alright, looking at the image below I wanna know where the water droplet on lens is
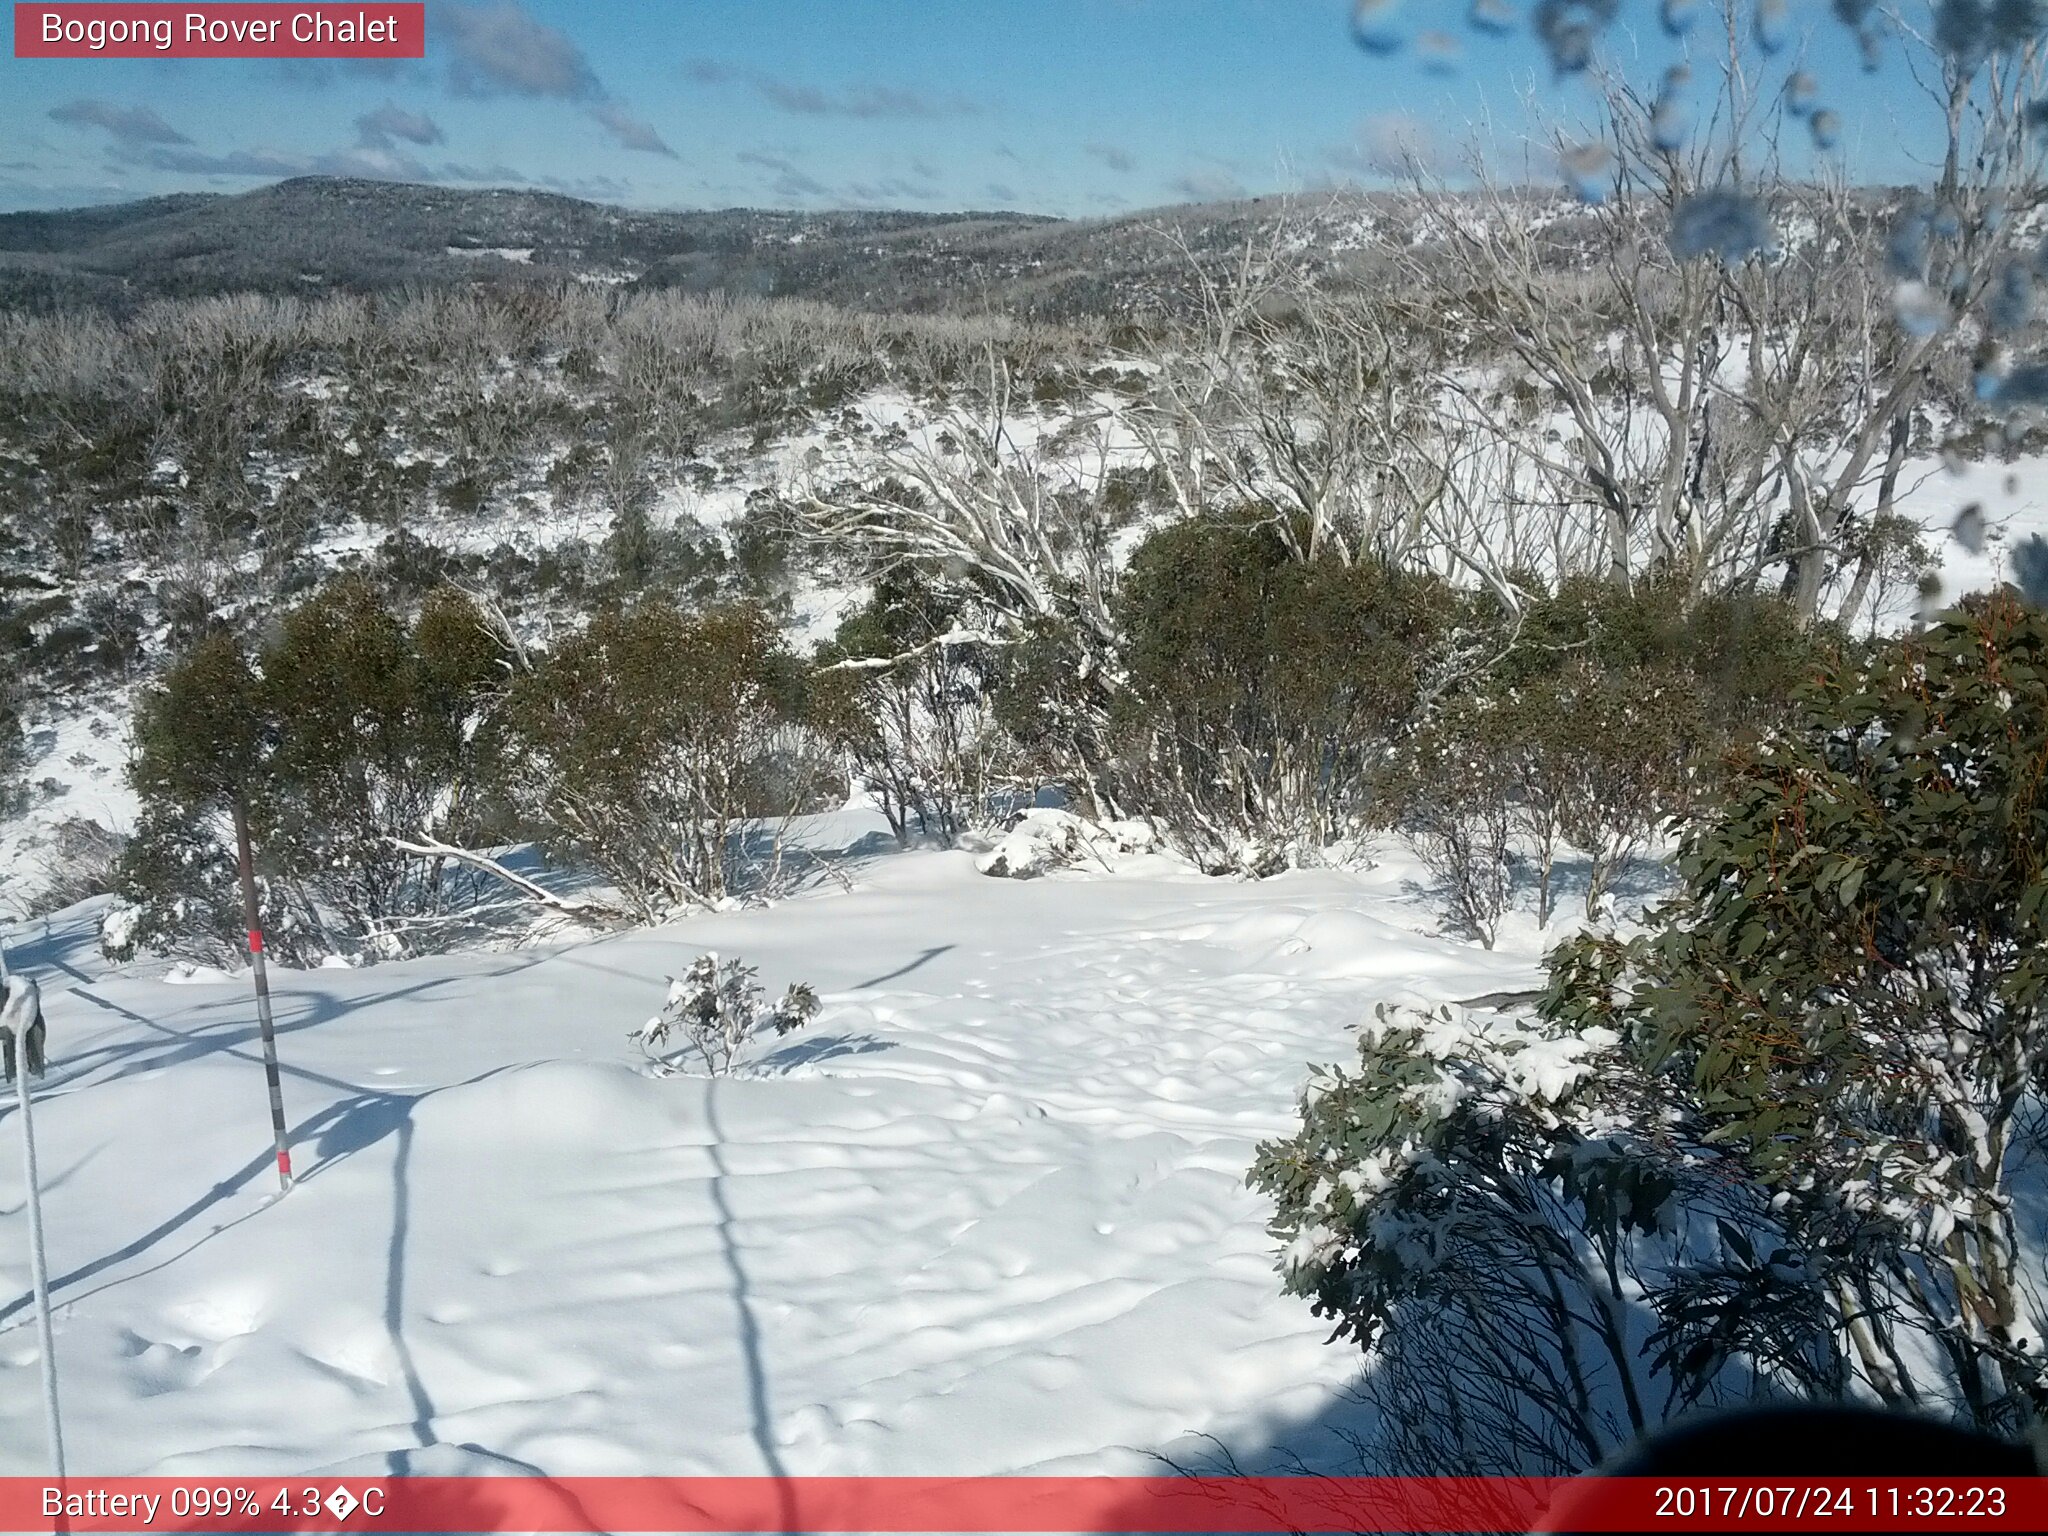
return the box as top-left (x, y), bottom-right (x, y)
top-left (1810, 109), bottom-right (1842, 150)
top-left (1663, 0), bottom-right (1703, 34)
top-left (1755, 0), bottom-right (1792, 53)
top-left (1786, 71), bottom-right (1819, 115)
top-left (1952, 503), bottom-right (1988, 554)
top-left (1989, 262), bottom-right (2036, 332)
top-left (1670, 189), bottom-right (1776, 262)
top-left (1561, 140), bottom-right (1615, 203)
top-left (1468, 0), bottom-right (1518, 33)
top-left (1887, 207), bottom-right (1932, 277)
top-left (1916, 573), bottom-right (1948, 625)
top-left (1417, 28), bottom-right (1463, 72)
top-left (2014, 534), bottom-right (2048, 607)
top-left (1893, 280), bottom-right (1952, 337)
top-left (1534, 0), bottom-right (1618, 75)
top-left (1352, 0), bottom-right (1406, 54)
top-left (1652, 75), bottom-right (1694, 152)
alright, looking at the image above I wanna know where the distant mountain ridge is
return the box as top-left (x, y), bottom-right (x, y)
top-left (0, 175), bottom-right (1493, 318)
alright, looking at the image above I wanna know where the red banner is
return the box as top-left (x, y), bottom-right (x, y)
top-left (0, 1476), bottom-right (2044, 1533)
top-left (13, 4), bottom-right (424, 58)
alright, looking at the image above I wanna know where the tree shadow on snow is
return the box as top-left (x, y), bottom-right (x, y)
top-left (757, 1031), bottom-right (892, 1073)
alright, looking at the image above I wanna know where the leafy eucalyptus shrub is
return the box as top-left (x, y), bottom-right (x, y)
top-left (1252, 593), bottom-right (2048, 1476)
top-left (1111, 510), bottom-right (1460, 873)
top-left (497, 600), bottom-right (832, 918)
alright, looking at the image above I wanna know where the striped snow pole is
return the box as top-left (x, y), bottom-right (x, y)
top-left (231, 800), bottom-right (293, 1192)
top-left (1, 933), bottom-right (66, 1481)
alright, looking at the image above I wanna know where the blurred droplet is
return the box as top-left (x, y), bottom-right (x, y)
top-left (1810, 109), bottom-right (1842, 150)
top-left (1990, 0), bottom-right (2048, 51)
top-left (1755, 0), bottom-right (1792, 53)
top-left (1417, 28), bottom-right (1463, 72)
top-left (1561, 140), bottom-right (1615, 203)
top-left (1653, 70), bottom-right (1694, 151)
top-left (1468, 0), bottom-right (1518, 33)
top-left (1989, 262), bottom-right (2036, 332)
top-left (1936, 0), bottom-right (1989, 59)
top-left (1786, 70), bottom-right (1819, 116)
top-left (2006, 472), bottom-right (2021, 495)
top-left (1669, 189), bottom-right (1776, 262)
top-left (1893, 280), bottom-right (1951, 337)
top-left (1916, 572), bottom-right (1948, 625)
top-left (1952, 503), bottom-right (1988, 553)
top-left (1942, 447), bottom-right (1969, 477)
top-left (1859, 26), bottom-right (1884, 70)
top-left (1933, 204), bottom-right (1964, 239)
top-left (1351, 0), bottom-right (1406, 54)
top-left (1982, 361), bottom-right (2048, 411)
top-left (1886, 207), bottom-right (1932, 277)
top-left (2015, 534), bottom-right (2048, 607)
top-left (1663, 0), bottom-right (1703, 34)
top-left (1535, 0), bottom-right (1618, 75)
top-left (1831, 0), bottom-right (1876, 22)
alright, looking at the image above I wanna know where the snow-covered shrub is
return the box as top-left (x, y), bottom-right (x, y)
top-left (109, 802), bottom-right (320, 967)
top-left (29, 816), bottom-right (127, 914)
top-left (975, 808), bottom-right (1088, 878)
top-left (634, 953), bottom-right (819, 1076)
top-left (1252, 999), bottom-right (1836, 1475)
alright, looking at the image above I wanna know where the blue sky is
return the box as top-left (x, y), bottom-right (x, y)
top-left (1, 2), bottom-right (1949, 216)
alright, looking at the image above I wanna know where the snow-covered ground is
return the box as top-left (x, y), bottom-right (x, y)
top-left (0, 822), bottom-right (1540, 1478)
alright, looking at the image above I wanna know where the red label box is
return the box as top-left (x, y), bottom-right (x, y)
top-left (14, 4), bottom-right (425, 58)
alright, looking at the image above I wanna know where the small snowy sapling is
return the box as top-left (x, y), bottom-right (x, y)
top-left (635, 953), bottom-right (819, 1076)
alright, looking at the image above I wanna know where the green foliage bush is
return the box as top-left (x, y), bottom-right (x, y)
top-left (1252, 595), bottom-right (2048, 1475)
top-left (125, 582), bottom-right (511, 960)
top-left (815, 568), bottom-right (1009, 847)
top-left (1111, 510), bottom-right (1460, 872)
top-left (497, 600), bottom-right (832, 917)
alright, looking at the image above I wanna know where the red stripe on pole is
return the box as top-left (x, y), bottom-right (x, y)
top-left (247, 929), bottom-right (264, 955)
top-left (276, 1149), bottom-right (293, 1179)
top-left (0, 1477), bottom-right (2043, 1533)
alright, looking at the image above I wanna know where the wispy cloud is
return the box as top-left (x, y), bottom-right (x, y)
top-left (737, 149), bottom-right (829, 200)
top-left (1167, 169), bottom-right (1247, 203)
top-left (687, 58), bottom-right (980, 120)
top-left (48, 100), bottom-right (190, 146)
top-left (438, 0), bottom-right (599, 99)
top-left (1325, 112), bottom-right (1439, 179)
top-left (137, 142), bottom-right (433, 180)
top-left (587, 101), bottom-right (675, 157)
top-left (1084, 141), bottom-right (1136, 173)
top-left (355, 101), bottom-right (445, 148)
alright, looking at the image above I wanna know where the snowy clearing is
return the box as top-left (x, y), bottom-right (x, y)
top-left (0, 824), bottom-right (1540, 1478)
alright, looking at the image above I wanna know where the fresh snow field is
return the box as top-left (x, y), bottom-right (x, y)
top-left (0, 820), bottom-right (1540, 1479)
